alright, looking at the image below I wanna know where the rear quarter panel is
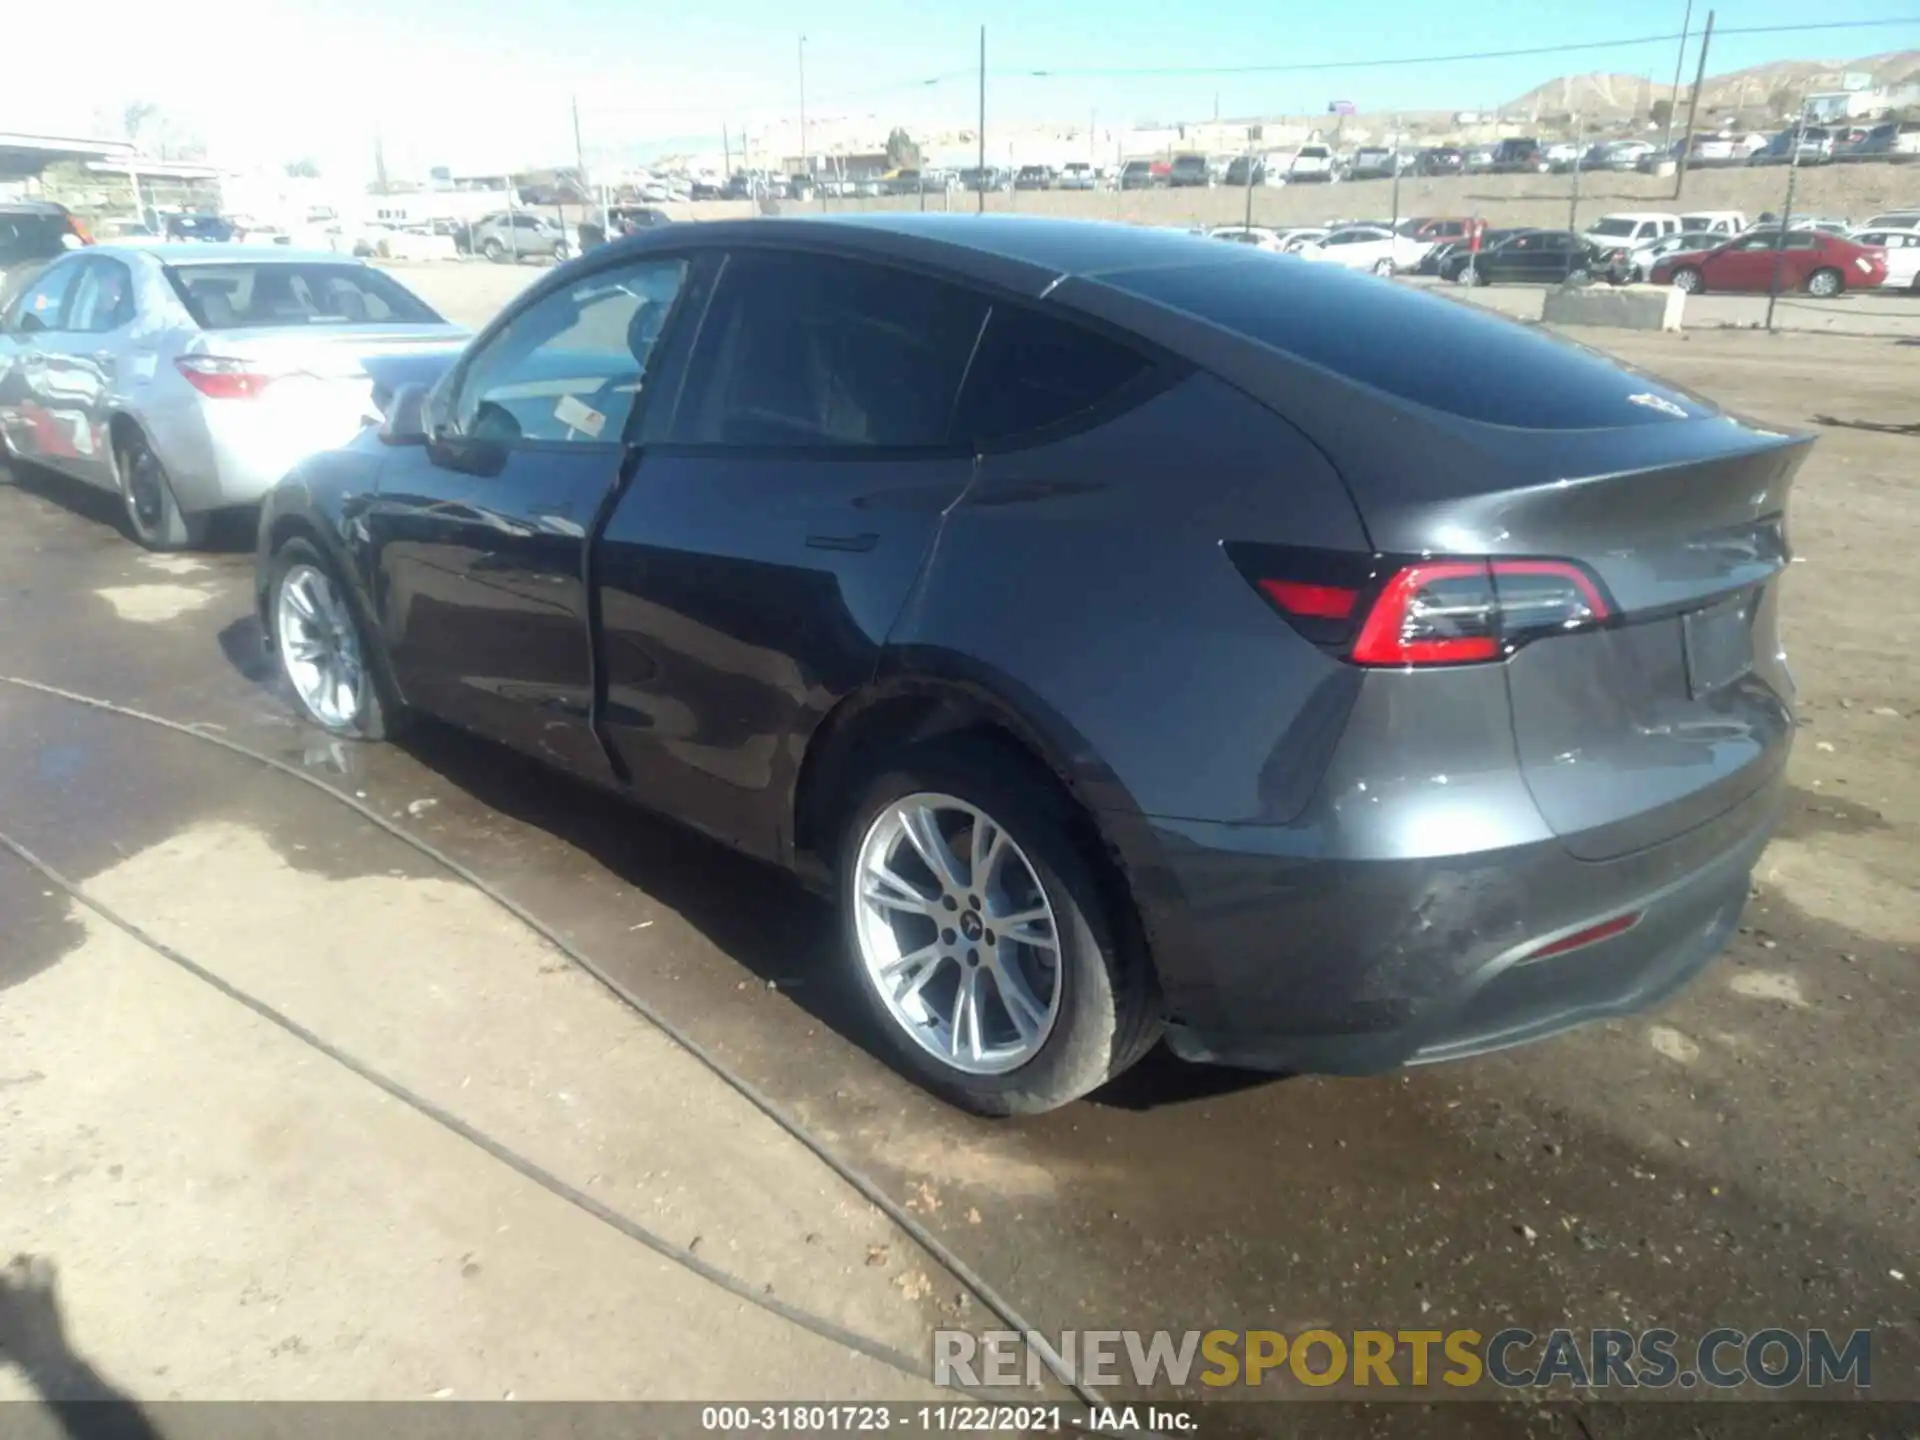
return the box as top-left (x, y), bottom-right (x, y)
top-left (889, 370), bottom-right (1372, 827)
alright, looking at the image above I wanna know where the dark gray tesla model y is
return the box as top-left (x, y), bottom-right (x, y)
top-left (256, 215), bottom-right (1801, 1114)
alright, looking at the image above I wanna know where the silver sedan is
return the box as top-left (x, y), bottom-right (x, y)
top-left (0, 244), bottom-right (465, 549)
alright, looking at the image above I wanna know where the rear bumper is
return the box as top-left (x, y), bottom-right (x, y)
top-left (149, 392), bottom-right (374, 513)
top-left (1133, 768), bottom-right (1783, 1075)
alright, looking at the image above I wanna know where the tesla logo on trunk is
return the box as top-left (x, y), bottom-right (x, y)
top-left (1626, 392), bottom-right (1689, 418)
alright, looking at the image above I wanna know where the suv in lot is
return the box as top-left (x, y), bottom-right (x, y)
top-left (1285, 145), bottom-right (1337, 183)
top-left (1119, 160), bottom-right (1158, 190)
top-left (1014, 165), bottom-right (1057, 191)
top-left (470, 211), bottom-right (574, 263)
top-left (0, 201), bottom-right (89, 293)
top-left (1491, 138), bottom-right (1548, 173)
top-left (1168, 154), bottom-right (1213, 188)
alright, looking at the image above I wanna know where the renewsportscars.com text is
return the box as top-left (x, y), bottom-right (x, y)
top-left (934, 1326), bottom-right (1873, 1391)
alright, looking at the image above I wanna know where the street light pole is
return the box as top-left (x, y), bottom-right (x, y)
top-left (798, 35), bottom-right (809, 202)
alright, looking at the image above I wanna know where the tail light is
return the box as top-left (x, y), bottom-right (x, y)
top-left (174, 355), bottom-right (278, 400)
top-left (1227, 545), bottom-right (1612, 668)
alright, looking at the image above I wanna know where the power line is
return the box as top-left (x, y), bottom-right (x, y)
top-left (1013, 16), bottom-right (1920, 80)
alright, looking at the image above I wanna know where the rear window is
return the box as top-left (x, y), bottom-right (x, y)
top-left (1101, 256), bottom-right (1699, 430)
top-left (164, 262), bottom-right (441, 329)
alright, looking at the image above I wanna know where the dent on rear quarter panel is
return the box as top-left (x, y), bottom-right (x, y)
top-left (890, 371), bottom-right (1371, 826)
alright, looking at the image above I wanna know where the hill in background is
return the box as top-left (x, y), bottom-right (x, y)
top-left (1505, 49), bottom-right (1920, 124)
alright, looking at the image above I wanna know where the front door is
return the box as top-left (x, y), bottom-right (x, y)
top-left (369, 253), bottom-right (693, 779)
top-left (38, 255), bottom-right (138, 487)
top-left (594, 248), bottom-right (989, 859)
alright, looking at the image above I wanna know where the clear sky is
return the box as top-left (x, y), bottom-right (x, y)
top-left (12, 0), bottom-right (1918, 178)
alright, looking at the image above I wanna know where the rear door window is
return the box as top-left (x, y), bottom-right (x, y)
top-left (66, 257), bottom-right (137, 333)
top-left (670, 251), bottom-right (986, 450)
top-left (953, 305), bottom-right (1153, 449)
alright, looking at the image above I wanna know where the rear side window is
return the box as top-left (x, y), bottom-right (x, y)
top-left (164, 263), bottom-right (441, 328)
top-left (953, 305), bottom-right (1151, 448)
top-left (1101, 255), bottom-right (1700, 430)
top-left (673, 251), bottom-right (986, 450)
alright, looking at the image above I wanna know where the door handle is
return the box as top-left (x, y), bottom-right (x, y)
top-left (805, 531), bottom-right (879, 553)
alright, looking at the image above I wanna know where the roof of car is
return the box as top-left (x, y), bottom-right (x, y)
top-left (0, 200), bottom-right (71, 215)
top-left (91, 243), bottom-right (362, 265)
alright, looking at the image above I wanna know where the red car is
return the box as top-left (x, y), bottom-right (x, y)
top-left (1651, 229), bottom-right (1886, 297)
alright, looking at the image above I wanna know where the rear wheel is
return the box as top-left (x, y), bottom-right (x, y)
top-left (1805, 267), bottom-right (1844, 298)
top-left (839, 737), bottom-right (1159, 1115)
top-left (1371, 257), bottom-right (1395, 277)
top-left (115, 425), bottom-right (207, 552)
top-left (552, 239), bottom-right (574, 263)
top-left (1670, 266), bottom-right (1704, 294)
top-left (481, 237), bottom-right (506, 263)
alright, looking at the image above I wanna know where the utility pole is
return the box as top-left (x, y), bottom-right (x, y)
top-left (1389, 114), bottom-right (1403, 240)
top-left (798, 36), bottom-right (809, 199)
top-left (723, 122), bottom-right (732, 178)
top-left (1766, 104), bottom-right (1810, 333)
top-left (1662, 0), bottom-right (1694, 156)
top-left (571, 93), bottom-right (588, 193)
top-left (977, 25), bottom-right (986, 215)
top-left (1568, 113), bottom-right (1585, 233)
top-left (1672, 9), bottom-right (1714, 200)
top-left (1243, 130), bottom-right (1255, 229)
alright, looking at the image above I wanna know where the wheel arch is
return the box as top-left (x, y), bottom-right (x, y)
top-left (789, 665), bottom-right (1163, 990)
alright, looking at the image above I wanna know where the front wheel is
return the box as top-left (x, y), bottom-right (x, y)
top-left (268, 539), bottom-right (401, 740)
top-left (481, 237), bottom-right (506, 263)
top-left (552, 239), bottom-right (574, 262)
top-left (1670, 266), bottom-right (1704, 294)
top-left (1372, 257), bottom-right (1395, 277)
top-left (1805, 267), bottom-right (1844, 298)
top-left (838, 738), bottom-right (1159, 1115)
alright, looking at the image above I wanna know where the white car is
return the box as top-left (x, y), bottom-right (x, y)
top-left (1283, 145), bottom-right (1338, 183)
top-left (1058, 162), bottom-right (1102, 191)
top-left (1850, 228), bottom-right (1920, 290)
top-left (1679, 210), bottom-right (1748, 239)
top-left (1298, 225), bottom-right (1429, 275)
top-left (1275, 227), bottom-right (1329, 252)
top-left (1583, 212), bottom-right (1682, 250)
top-left (1621, 231), bottom-right (1715, 281)
top-left (1207, 225), bottom-right (1289, 251)
top-left (1860, 210), bottom-right (1920, 231)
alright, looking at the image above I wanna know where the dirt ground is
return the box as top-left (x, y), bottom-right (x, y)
top-left (1, 286), bottom-right (1916, 1422)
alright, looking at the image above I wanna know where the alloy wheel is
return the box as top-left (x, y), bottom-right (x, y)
top-left (1806, 268), bottom-right (1841, 298)
top-left (853, 792), bottom-right (1063, 1075)
top-left (276, 564), bottom-right (366, 729)
top-left (1672, 268), bottom-right (1701, 293)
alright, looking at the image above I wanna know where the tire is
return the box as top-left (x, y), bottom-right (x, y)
top-left (481, 237), bottom-right (506, 263)
top-left (1372, 257), bottom-right (1395, 276)
top-left (114, 425), bottom-right (207, 552)
top-left (1566, 267), bottom-right (1590, 285)
top-left (1670, 266), bottom-right (1704, 294)
top-left (837, 736), bottom-right (1160, 1115)
top-left (265, 537), bottom-right (402, 741)
top-left (1805, 267), bottom-right (1843, 298)
top-left (552, 240), bottom-right (573, 263)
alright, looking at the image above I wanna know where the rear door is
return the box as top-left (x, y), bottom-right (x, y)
top-left (593, 248), bottom-right (986, 858)
top-left (0, 257), bottom-right (85, 468)
top-left (369, 253), bottom-right (693, 779)
top-left (38, 255), bottom-right (138, 487)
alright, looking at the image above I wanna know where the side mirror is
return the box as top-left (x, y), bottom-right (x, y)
top-left (379, 382), bottom-right (430, 445)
